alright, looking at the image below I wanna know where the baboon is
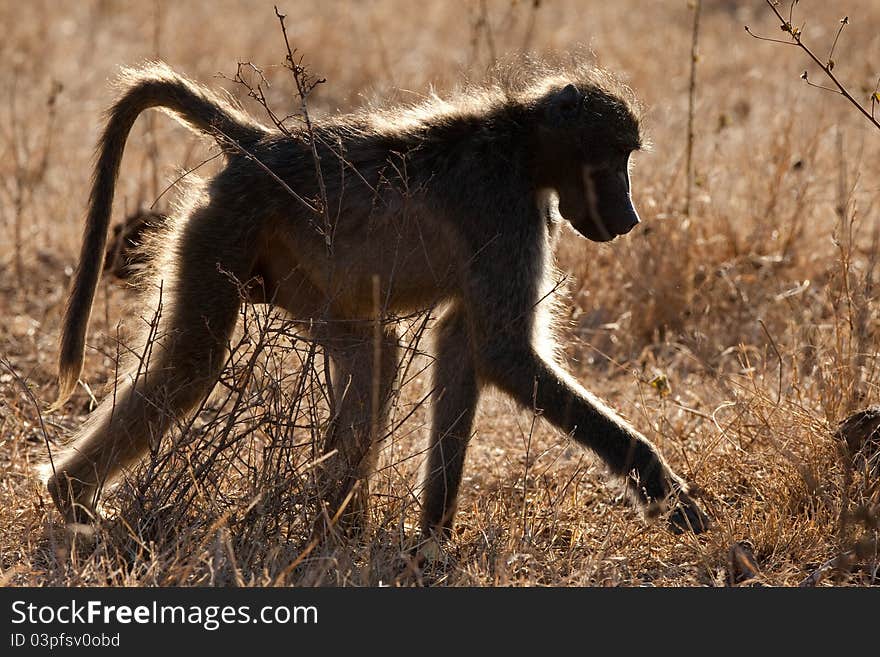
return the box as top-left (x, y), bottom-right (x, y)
top-left (46, 62), bottom-right (710, 540)
top-left (103, 208), bottom-right (167, 280)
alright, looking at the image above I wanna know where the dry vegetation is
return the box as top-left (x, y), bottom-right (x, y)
top-left (1, 0), bottom-right (879, 587)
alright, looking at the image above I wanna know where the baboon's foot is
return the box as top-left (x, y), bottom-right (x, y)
top-left (46, 472), bottom-right (99, 526)
top-left (396, 534), bottom-right (454, 586)
top-left (414, 534), bottom-right (446, 566)
top-left (410, 522), bottom-right (457, 569)
top-left (317, 477), bottom-right (371, 537)
top-left (665, 489), bottom-right (711, 535)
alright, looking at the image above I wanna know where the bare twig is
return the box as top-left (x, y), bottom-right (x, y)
top-left (745, 1), bottom-right (880, 131)
top-left (274, 6), bottom-right (332, 256)
top-left (478, 0), bottom-right (497, 65)
top-left (684, 0), bottom-right (702, 217)
top-left (0, 357), bottom-right (55, 480)
top-left (3, 74), bottom-right (61, 289)
top-left (144, 0), bottom-right (163, 201)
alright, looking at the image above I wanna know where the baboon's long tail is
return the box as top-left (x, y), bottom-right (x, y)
top-left (54, 62), bottom-right (268, 407)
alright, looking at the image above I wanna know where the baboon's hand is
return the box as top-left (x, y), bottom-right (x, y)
top-left (666, 489), bottom-right (711, 535)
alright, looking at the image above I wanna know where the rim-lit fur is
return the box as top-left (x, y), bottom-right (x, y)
top-left (46, 60), bottom-right (708, 537)
top-left (54, 62), bottom-right (268, 408)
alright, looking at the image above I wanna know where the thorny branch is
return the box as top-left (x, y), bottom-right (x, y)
top-left (226, 12), bottom-right (333, 255)
top-left (745, 0), bottom-right (880, 131)
top-left (274, 5), bottom-right (333, 257)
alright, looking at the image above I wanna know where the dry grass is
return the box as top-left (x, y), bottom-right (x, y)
top-left (1, 0), bottom-right (879, 587)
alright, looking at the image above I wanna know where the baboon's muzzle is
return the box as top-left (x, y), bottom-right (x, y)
top-left (583, 202), bottom-right (640, 242)
top-left (576, 165), bottom-right (640, 243)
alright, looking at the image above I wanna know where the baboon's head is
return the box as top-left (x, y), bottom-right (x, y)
top-left (533, 81), bottom-right (642, 243)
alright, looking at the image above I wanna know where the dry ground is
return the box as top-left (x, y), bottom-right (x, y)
top-left (1, 0), bottom-right (879, 586)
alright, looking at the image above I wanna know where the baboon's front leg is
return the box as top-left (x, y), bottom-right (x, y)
top-left (421, 307), bottom-right (479, 538)
top-left (319, 323), bottom-right (399, 530)
top-left (478, 344), bottom-right (709, 533)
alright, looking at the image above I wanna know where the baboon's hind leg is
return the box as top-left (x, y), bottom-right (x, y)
top-left (420, 307), bottom-right (478, 539)
top-left (318, 322), bottom-right (399, 531)
top-left (47, 205), bottom-right (248, 523)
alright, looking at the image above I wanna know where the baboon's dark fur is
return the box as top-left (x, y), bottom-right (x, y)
top-left (47, 61), bottom-right (709, 539)
top-left (103, 209), bottom-right (166, 280)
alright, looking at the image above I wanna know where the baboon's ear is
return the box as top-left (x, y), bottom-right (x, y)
top-left (545, 83), bottom-right (582, 126)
